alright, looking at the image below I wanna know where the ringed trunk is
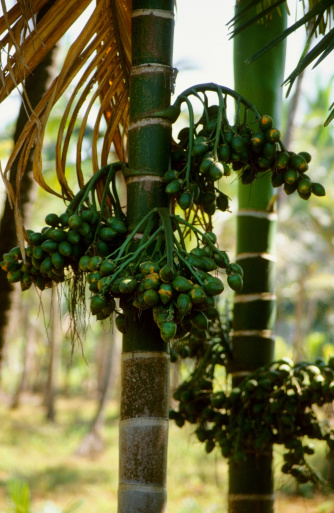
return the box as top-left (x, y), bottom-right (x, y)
top-left (229, 2), bottom-right (287, 512)
top-left (118, 1), bottom-right (175, 512)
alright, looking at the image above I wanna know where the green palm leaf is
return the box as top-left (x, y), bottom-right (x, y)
top-left (228, 0), bottom-right (334, 125)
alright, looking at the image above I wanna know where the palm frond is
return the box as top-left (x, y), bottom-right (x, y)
top-left (0, 0), bottom-right (131, 239)
top-left (228, 0), bottom-right (334, 125)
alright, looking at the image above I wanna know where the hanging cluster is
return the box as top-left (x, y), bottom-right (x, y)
top-left (1, 156), bottom-right (241, 343)
top-left (80, 207), bottom-right (242, 341)
top-left (166, 84), bottom-right (325, 218)
top-left (170, 344), bottom-right (334, 486)
top-left (1, 164), bottom-right (127, 294)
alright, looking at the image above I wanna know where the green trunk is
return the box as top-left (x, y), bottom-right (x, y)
top-left (118, 1), bottom-right (174, 512)
top-left (229, 2), bottom-right (287, 512)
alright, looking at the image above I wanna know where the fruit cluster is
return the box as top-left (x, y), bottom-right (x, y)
top-left (168, 85), bottom-right (325, 217)
top-left (80, 208), bottom-right (243, 341)
top-left (170, 352), bottom-right (334, 486)
top-left (0, 208), bottom-right (127, 292)
top-left (2, 195), bottom-right (241, 343)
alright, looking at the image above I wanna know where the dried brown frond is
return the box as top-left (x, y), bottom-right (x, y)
top-left (0, 0), bottom-right (131, 241)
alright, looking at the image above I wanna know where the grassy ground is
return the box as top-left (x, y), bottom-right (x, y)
top-left (0, 395), bottom-right (333, 513)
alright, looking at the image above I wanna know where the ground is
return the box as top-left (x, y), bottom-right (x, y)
top-left (0, 394), bottom-right (333, 513)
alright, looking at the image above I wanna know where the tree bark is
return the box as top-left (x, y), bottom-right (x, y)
top-left (0, 2), bottom-right (58, 367)
top-left (229, 2), bottom-right (287, 512)
top-left (117, 1), bottom-right (175, 511)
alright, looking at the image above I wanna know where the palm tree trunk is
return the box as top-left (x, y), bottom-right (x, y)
top-left (229, 2), bottom-right (287, 512)
top-left (0, 1), bottom-right (57, 366)
top-left (117, 1), bottom-right (175, 512)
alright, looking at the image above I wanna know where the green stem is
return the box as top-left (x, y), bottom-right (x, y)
top-left (173, 83), bottom-right (262, 121)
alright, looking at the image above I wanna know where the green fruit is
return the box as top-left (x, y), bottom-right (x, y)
top-left (265, 128), bottom-right (280, 142)
top-left (218, 144), bottom-right (231, 162)
top-left (78, 209), bottom-right (93, 223)
top-left (99, 227), bottom-right (117, 241)
top-left (45, 213), bottom-right (60, 227)
top-left (159, 264), bottom-right (175, 283)
top-left (284, 168), bottom-right (299, 184)
top-left (160, 321), bottom-right (177, 342)
top-left (200, 156), bottom-right (215, 173)
top-left (164, 169), bottom-right (179, 182)
top-left (78, 222), bottom-right (92, 237)
top-left (140, 260), bottom-right (160, 275)
top-left (28, 232), bottom-right (44, 246)
top-left (178, 190), bottom-right (193, 210)
top-left (41, 239), bottom-right (58, 254)
top-left (119, 277), bottom-right (137, 294)
top-left (51, 252), bottom-right (65, 270)
top-left (90, 295), bottom-right (107, 315)
top-left (213, 251), bottom-right (229, 268)
top-left (262, 141), bottom-right (276, 160)
top-left (283, 182), bottom-right (298, 195)
top-left (172, 276), bottom-right (193, 293)
top-left (290, 154), bottom-right (308, 173)
top-left (9, 247), bottom-right (22, 261)
top-left (68, 214), bottom-right (82, 230)
top-left (32, 275), bottom-right (46, 290)
top-left (176, 293), bottom-right (192, 316)
top-left (165, 179), bottom-right (183, 195)
top-left (79, 255), bottom-right (90, 272)
top-left (86, 256), bottom-right (102, 271)
top-left (7, 269), bottom-right (23, 283)
top-left (204, 278), bottom-right (224, 296)
top-left (251, 131), bottom-right (266, 150)
top-left (49, 228), bottom-right (67, 243)
top-left (298, 151), bottom-right (311, 163)
top-left (198, 256), bottom-right (217, 272)
top-left (0, 259), bottom-right (18, 272)
top-left (271, 173), bottom-right (285, 188)
top-left (190, 311), bottom-right (208, 331)
top-left (158, 283), bottom-right (174, 305)
top-left (100, 259), bottom-right (117, 277)
top-left (297, 190), bottom-right (311, 200)
top-left (67, 230), bottom-right (81, 245)
top-left (297, 177), bottom-right (312, 194)
top-left (192, 141), bottom-right (209, 157)
top-left (257, 156), bottom-right (272, 169)
top-left (207, 161), bottom-right (224, 181)
top-left (58, 241), bottom-right (72, 257)
top-left (259, 114), bottom-right (273, 130)
top-left (228, 262), bottom-right (244, 277)
top-left (231, 134), bottom-right (245, 153)
top-left (59, 212), bottom-right (70, 226)
top-left (116, 314), bottom-right (127, 333)
top-left (107, 217), bottom-right (127, 234)
top-left (311, 182), bottom-right (326, 197)
top-left (142, 273), bottom-right (161, 290)
top-left (143, 289), bottom-right (160, 307)
top-left (203, 202), bottom-right (216, 215)
top-left (227, 273), bottom-right (243, 292)
top-left (33, 246), bottom-right (46, 260)
top-left (96, 241), bottom-right (110, 257)
top-left (188, 284), bottom-right (207, 304)
top-left (276, 151), bottom-right (290, 170)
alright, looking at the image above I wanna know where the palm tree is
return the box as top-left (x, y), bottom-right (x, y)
top-left (229, 2), bottom-right (287, 511)
top-left (0, 2), bottom-right (333, 512)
